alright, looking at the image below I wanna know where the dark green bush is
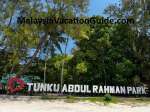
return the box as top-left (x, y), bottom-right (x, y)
top-left (104, 94), bottom-right (112, 102)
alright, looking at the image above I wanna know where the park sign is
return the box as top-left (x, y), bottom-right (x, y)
top-left (0, 77), bottom-right (149, 95)
top-left (27, 83), bottom-right (148, 95)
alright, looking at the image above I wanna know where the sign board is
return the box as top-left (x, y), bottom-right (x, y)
top-left (27, 83), bottom-right (148, 95)
top-left (0, 77), bottom-right (149, 95)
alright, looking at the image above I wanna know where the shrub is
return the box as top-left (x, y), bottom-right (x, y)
top-left (104, 94), bottom-right (112, 102)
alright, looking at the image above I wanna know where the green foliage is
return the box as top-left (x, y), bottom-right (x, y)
top-left (76, 62), bottom-right (88, 74)
top-left (105, 0), bottom-right (150, 86)
top-left (104, 94), bottom-right (112, 102)
top-left (0, 0), bottom-right (149, 88)
top-left (69, 17), bottom-right (137, 85)
top-left (0, 0), bottom-right (89, 77)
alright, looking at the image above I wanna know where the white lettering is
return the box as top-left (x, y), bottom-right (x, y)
top-left (68, 85), bottom-right (74, 92)
top-left (33, 83), bottom-right (40, 92)
top-left (74, 85), bottom-right (80, 93)
top-left (109, 86), bottom-right (115, 93)
top-left (104, 86), bottom-right (110, 93)
top-left (93, 85), bottom-right (98, 93)
top-left (127, 87), bottom-right (132, 94)
top-left (62, 84), bottom-right (67, 92)
top-left (27, 83), bottom-right (33, 91)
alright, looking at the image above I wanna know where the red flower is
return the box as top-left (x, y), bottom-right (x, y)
top-left (7, 77), bottom-right (26, 93)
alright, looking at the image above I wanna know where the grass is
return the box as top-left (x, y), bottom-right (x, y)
top-left (78, 96), bottom-right (119, 104)
top-left (40, 95), bottom-right (150, 104)
top-left (40, 95), bottom-right (66, 100)
top-left (65, 95), bottom-right (77, 103)
top-left (121, 97), bottom-right (150, 104)
top-left (78, 96), bottom-right (150, 105)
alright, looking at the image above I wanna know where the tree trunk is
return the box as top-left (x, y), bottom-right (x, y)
top-left (60, 37), bottom-right (69, 93)
top-left (16, 33), bottom-right (48, 76)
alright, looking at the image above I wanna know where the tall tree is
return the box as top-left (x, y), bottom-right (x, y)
top-left (105, 0), bottom-right (150, 86)
top-left (0, 0), bottom-right (89, 77)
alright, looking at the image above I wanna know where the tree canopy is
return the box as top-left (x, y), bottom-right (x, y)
top-left (0, 0), bottom-right (150, 89)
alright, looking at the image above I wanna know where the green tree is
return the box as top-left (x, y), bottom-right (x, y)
top-left (70, 16), bottom-right (140, 85)
top-left (105, 0), bottom-right (150, 86)
top-left (0, 0), bottom-right (89, 77)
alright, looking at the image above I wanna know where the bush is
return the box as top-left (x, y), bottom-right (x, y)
top-left (104, 94), bottom-right (112, 102)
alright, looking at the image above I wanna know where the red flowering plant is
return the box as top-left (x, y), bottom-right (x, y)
top-left (7, 77), bottom-right (27, 94)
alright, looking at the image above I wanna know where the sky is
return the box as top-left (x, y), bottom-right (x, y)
top-left (87, 0), bottom-right (119, 16)
top-left (65, 0), bottom-right (119, 54)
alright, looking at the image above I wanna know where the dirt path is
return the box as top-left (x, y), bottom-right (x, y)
top-left (0, 99), bottom-right (150, 112)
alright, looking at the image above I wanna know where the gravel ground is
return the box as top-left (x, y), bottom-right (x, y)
top-left (0, 99), bottom-right (150, 112)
